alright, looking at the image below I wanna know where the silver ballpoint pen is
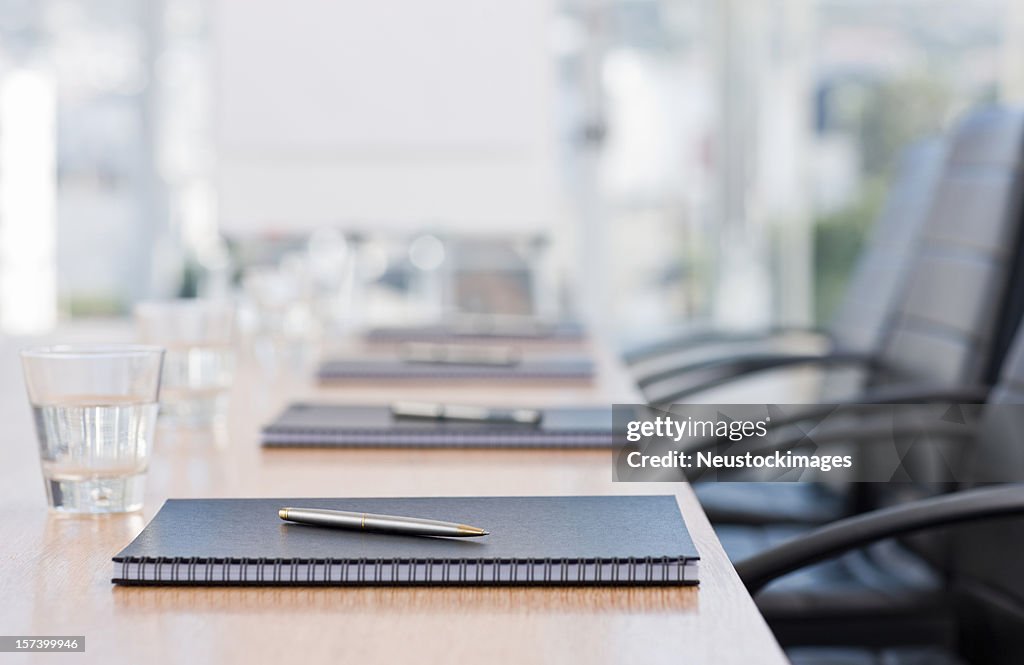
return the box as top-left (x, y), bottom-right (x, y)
top-left (278, 507), bottom-right (490, 537)
top-left (399, 342), bottom-right (521, 367)
top-left (390, 400), bottom-right (543, 425)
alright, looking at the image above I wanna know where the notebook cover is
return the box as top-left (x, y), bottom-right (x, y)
top-left (111, 495), bottom-right (698, 585)
top-left (317, 357), bottom-right (594, 381)
top-left (261, 404), bottom-right (614, 448)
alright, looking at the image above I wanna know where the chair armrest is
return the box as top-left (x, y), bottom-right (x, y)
top-left (643, 350), bottom-right (880, 403)
top-left (736, 484), bottom-right (1024, 594)
top-left (622, 326), bottom-right (829, 365)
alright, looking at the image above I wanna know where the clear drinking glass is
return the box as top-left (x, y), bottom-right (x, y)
top-left (134, 299), bottom-right (236, 426)
top-left (20, 345), bottom-right (165, 514)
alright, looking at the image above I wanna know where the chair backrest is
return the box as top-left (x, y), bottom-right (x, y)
top-left (819, 138), bottom-right (946, 399)
top-left (828, 138), bottom-right (946, 353)
top-left (872, 106), bottom-right (1024, 390)
top-left (855, 106), bottom-right (1024, 518)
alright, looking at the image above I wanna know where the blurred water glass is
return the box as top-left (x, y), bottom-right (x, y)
top-left (20, 345), bottom-right (165, 514)
top-left (134, 299), bottom-right (236, 426)
top-left (306, 229), bottom-right (351, 332)
top-left (241, 266), bottom-right (319, 374)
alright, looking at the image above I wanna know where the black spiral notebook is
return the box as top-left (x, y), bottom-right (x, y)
top-left (111, 496), bottom-right (699, 586)
top-left (317, 357), bottom-right (594, 382)
top-left (261, 404), bottom-right (614, 448)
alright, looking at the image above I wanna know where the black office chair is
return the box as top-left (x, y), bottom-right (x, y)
top-left (720, 317), bottom-right (1024, 658)
top-left (684, 106), bottom-right (1024, 528)
top-left (737, 484), bottom-right (1024, 665)
top-left (640, 106), bottom-right (1024, 408)
top-left (736, 485), bottom-right (1024, 664)
top-left (624, 137), bottom-right (945, 386)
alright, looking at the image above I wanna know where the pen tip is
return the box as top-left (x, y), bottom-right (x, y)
top-left (278, 508), bottom-right (289, 520)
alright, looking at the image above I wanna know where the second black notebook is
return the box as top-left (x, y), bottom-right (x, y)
top-left (261, 403), bottom-right (614, 448)
top-left (317, 357), bottom-right (594, 382)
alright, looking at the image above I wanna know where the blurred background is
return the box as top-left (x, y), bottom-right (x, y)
top-left (0, 0), bottom-right (1018, 343)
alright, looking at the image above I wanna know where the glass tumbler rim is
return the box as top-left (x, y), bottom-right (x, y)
top-left (20, 344), bottom-right (166, 360)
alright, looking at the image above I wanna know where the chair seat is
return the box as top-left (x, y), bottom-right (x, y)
top-left (695, 482), bottom-right (847, 525)
top-left (787, 646), bottom-right (968, 665)
top-left (717, 524), bottom-right (955, 647)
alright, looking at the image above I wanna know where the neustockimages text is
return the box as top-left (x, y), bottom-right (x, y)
top-left (624, 449), bottom-right (853, 472)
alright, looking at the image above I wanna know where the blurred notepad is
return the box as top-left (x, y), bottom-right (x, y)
top-left (365, 320), bottom-right (586, 344)
top-left (316, 356), bottom-right (594, 382)
top-left (112, 496), bottom-right (699, 586)
top-left (262, 403), bottom-right (613, 448)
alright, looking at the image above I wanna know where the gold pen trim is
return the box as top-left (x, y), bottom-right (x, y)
top-left (279, 508), bottom-right (290, 520)
top-left (361, 513), bottom-right (367, 530)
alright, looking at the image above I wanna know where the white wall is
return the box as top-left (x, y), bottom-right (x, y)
top-left (0, 68), bottom-right (57, 333)
top-left (213, 0), bottom-right (561, 234)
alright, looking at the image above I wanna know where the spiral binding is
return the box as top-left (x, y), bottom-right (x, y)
top-left (113, 556), bottom-right (695, 585)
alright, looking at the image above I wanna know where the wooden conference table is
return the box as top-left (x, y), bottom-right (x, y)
top-left (0, 325), bottom-right (789, 665)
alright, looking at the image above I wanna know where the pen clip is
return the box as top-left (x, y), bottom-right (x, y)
top-left (399, 342), bottom-right (521, 367)
top-left (390, 401), bottom-right (543, 425)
